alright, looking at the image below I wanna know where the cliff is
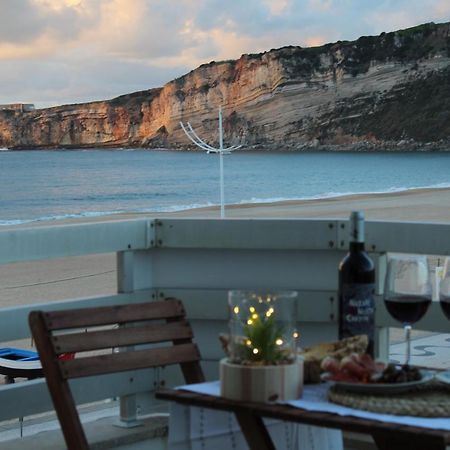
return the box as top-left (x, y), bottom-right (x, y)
top-left (1, 21), bottom-right (450, 151)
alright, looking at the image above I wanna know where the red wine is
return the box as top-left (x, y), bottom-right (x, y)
top-left (338, 211), bottom-right (375, 357)
top-left (440, 296), bottom-right (450, 320)
top-left (384, 295), bottom-right (431, 324)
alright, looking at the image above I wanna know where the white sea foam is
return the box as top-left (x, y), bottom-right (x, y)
top-left (237, 182), bottom-right (450, 205)
top-left (0, 203), bottom-right (217, 226)
top-left (0, 211), bottom-right (120, 227)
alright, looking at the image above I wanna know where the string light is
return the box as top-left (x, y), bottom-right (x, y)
top-left (233, 306), bottom-right (239, 314)
top-left (247, 319), bottom-right (253, 325)
top-left (249, 306), bottom-right (256, 313)
top-left (293, 331), bottom-right (299, 339)
top-left (275, 338), bottom-right (283, 346)
top-left (246, 339), bottom-right (252, 346)
top-left (252, 348), bottom-right (259, 355)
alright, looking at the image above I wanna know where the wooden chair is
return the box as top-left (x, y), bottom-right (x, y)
top-left (29, 298), bottom-right (205, 450)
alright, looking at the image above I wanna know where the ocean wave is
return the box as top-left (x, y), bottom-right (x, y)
top-left (237, 182), bottom-right (450, 205)
top-left (2, 183), bottom-right (450, 226)
top-left (0, 202), bottom-right (217, 226)
top-left (0, 210), bottom-right (120, 227)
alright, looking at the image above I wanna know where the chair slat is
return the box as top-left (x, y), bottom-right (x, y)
top-left (30, 298), bottom-right (204, 450)
top-left (44, 299), bottom-right (184, 330)
top-left (59, 343), bottom-right (201, 379)
top-left (53, 321), bottom-right (193, 353)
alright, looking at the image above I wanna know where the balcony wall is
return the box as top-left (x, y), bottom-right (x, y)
top-left (0, 217), bottom-right (449, 423)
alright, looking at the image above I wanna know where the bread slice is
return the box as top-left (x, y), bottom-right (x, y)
top-left (300, 335), bottom-right (369, 383)
top-left (301, 335), bottom-right (368, 362)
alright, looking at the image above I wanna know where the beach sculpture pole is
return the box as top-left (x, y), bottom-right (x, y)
top-left (180, 107), bottom-right (241, 218)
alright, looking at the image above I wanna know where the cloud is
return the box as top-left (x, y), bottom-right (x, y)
top-left (307, 0), bottom-right (335, 13)
top-left (81, 0), bottom-right (192, 59)
top-left (0, 50), bottom-right (188, 106)
top-left (263, 0), bottom-right (291, 16)
top-left (0, 0), bottom-right (449, 107)
top-left (0, 0), bottom-right (91, 45)
top-left (434, 0), bottom-right (450, 16)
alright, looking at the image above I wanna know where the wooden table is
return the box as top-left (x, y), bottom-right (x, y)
top-left (156, 388), bottom-right (450, 450)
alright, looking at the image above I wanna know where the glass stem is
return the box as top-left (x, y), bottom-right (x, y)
top-left (404, 324), bottom-right (412, 366)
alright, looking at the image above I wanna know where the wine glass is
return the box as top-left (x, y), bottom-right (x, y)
top-left (439, 258), bottom-right (450, 320)
top-left (384, 254), bottom-right (432, 366)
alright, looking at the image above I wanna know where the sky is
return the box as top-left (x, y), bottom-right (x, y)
top-left (0, 0), bottom-right (449, 109)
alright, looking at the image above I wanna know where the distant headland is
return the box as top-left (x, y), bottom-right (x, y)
top-left (1, 21), bottom-right (450, 151)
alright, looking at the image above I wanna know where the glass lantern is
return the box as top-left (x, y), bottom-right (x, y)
top-left (227, 290), bottom-right (299, 365)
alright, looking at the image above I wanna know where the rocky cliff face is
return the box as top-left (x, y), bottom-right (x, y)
top-left (1, 22), bottom-right (450, 150)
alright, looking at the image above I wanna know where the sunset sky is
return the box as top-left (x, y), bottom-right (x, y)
top-left (1, 0), bottom-right (449, 108)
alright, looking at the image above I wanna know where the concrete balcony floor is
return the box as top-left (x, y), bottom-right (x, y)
top-left (0, 400), bottom-right (168, 450)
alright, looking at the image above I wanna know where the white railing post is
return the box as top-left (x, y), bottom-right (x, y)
top-left (116, 250), bottom-right (142, 428)
top-left (375, 253), bottom-right (390, 361)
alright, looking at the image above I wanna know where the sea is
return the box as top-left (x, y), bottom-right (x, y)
top-left (1, 149), bottom-right (450, 226)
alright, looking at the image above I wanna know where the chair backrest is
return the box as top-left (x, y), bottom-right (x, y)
top-left (29, 298), bottom-right (204, 450)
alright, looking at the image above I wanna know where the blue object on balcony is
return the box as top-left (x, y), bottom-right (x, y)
top-left (0, 347), bottom-right (43, 383)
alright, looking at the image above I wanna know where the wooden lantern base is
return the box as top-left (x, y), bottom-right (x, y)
top-left (220, 357), bottom-right (304, 403)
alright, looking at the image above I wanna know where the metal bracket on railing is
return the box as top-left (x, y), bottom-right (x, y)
top-left (145, 219), bottom-right (156, 248)
top-left (154, 366), bottom-right (165, 389)
top-left (336, 220), bottom-right (348, 250)
top-left (154, 219), bottom-right (164, 248)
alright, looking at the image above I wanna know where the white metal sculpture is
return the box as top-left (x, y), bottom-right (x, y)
top-left (180, 107), bottom-right (241, 218)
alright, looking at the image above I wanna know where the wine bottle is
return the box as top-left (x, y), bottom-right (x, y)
top-left (338, 211), bottom-right (375, 357)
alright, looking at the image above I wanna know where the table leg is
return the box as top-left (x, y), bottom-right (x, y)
top-left (234, 411), bottom-right (276, 450)
top-left (372, 432), bottom-right (446, 450)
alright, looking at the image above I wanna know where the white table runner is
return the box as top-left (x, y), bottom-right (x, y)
top-left (169, 381), bottom-right (344, 450)
top-left (179, 380), bottom-right (450, 431)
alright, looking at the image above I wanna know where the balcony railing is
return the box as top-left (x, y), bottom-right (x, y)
top-left (0, 217), bottom-right (449, 425)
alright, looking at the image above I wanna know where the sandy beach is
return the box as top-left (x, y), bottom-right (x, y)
top-left (167, 186), bottom-right (450, 221)
top-left (2, 186), bottom-right (450, 310)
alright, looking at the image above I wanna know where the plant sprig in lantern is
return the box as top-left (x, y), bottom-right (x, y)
top-left (232, 304), bottom-right (297, 365)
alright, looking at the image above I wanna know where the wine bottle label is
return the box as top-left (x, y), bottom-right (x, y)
top-left (340, 283), bottom-right (375, 339)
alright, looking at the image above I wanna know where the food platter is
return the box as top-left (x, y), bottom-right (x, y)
top-left (330, 370), bottom-right (434, 395)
